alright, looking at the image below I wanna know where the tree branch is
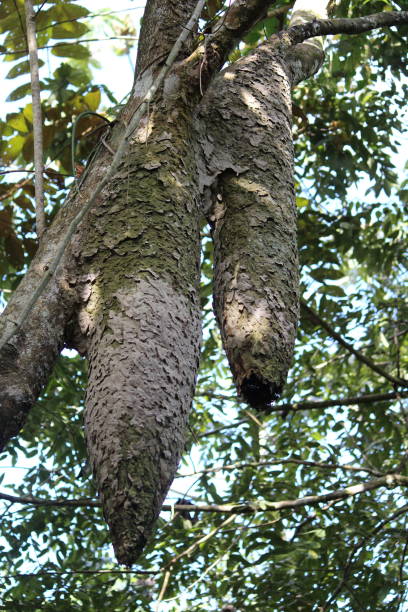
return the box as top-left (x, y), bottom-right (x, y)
top-left (185, 0), bottom-right (282, 79)
top-left (24, 0), bottom-right (45, 239)
top-left (2, 474), bottom-right (407, 512)
top-left (163, 514), bottom-right (237, 571)
top-left (208, 0), bottom-right (277, 59)
top-left (194, 391), bottom-right (408, 439)
top-left (282, 0), bottom-right (327, 86)
top-left (283, 10), bottom-right (408, 47)
top-left (0, 491), bottom-right (100, 507)
top-left (6, 568), bottom-right (158, 578)
top-left (177, 457), bottom-right (382, 479)
top-left (301, 300), bottom-right (408, 387)
top-left (267, 390), bottom-right (408, 414)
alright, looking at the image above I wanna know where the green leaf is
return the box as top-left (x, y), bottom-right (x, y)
top-left (83, 89), bottom-right (101, 112)
top-left (310, 268), bottom-right (345, 281)
top-left (6, 59), bottom-right (44, 79)
top-left (318, 285), bottom-right (346, 297)
top-left (51, 22), bottom-right (89, 40)
top-left (51, 43), bottom-right (91, 60)
top-left (3, 133), bottom-right (25, 158)
top-left (7, 113), bottom-right (28, 133)
top-left (6, 83), bottom-right (32, 102)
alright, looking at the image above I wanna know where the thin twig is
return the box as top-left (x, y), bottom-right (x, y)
top-left (301, 300), bottom-right (408, 387)
top-left (265, 390), bottom-right (408, 415)
top-left (322, 503), bottom-right (408, 610)
top-left (176, 457), bottom-right (382, 479)
top-left (163, 514), bottom-right (237, 570)
top-left (162, 517), bottom-right (246, 606)
top-left (24, 0), bottom-right (45, 239)
top-left (13, 0), bottom-right (27, 45)
top-left (0, 36), bottom-right (140, 57)
top-left (155, 570), bottom-right (172, 611)
top-left (397, 530), bottom-right (408, 609)
top-left (6, 568), bottom-right (158, 578)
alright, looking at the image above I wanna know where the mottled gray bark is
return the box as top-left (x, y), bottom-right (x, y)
top-left (0, 120), bottom-right (121, 452)
top-left (77, 94), bottom-right (202, 565)
top-left (0, 196), bottom-right (82, 451)
top-left (192, 1), bottom-right (331, 409)
top-left (194, 47), bottom-right (299, 408)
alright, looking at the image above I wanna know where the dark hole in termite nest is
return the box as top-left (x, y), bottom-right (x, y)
top-left (241, 373), bottom-right (281, 410)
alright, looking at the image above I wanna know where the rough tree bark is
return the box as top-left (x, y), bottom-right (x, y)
top-left (1, 0), bottom-right (407, 565)
top-left (194, 1), bottom-right (327, 408)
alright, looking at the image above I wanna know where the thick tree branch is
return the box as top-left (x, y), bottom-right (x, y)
top-left (2, 474), bottom-right (407, 512)
top-left (24, 0), bottom-right (45, 239)
top-left (206, 0), bottom-right (277, 62)
top-left (283, 10), bottom-right (408, 47)
top-left (184, 1), bottom-right (293, 84)
top-left (301, 300), bottom-right (408, 388)
top-left (281, 0), bottom-right (327, 86)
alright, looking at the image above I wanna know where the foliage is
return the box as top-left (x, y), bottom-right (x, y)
top-left (0, 0), bottom-right (407, 610)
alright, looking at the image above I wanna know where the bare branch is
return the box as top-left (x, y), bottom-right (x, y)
top-left (0, 491), bottom-right (100, 507)
top-left (194, 391), bottom-right (408, 440)
top-left (177, 458), bottom-right (383, 479)
top-left (0, 36), bottom-right (140, 58)
top-left (301, 300), bottom-right (408, 388)
top-left (24, 0), bottom-right (45, 239)
top-left (6, 568), bottom-right (158, 578)
top-left (163, 514), bottom-right (237, 569)
top-left (2, 474), bottom-right (407, 513)
top-left (268, 390), bottom-right (408, 414)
